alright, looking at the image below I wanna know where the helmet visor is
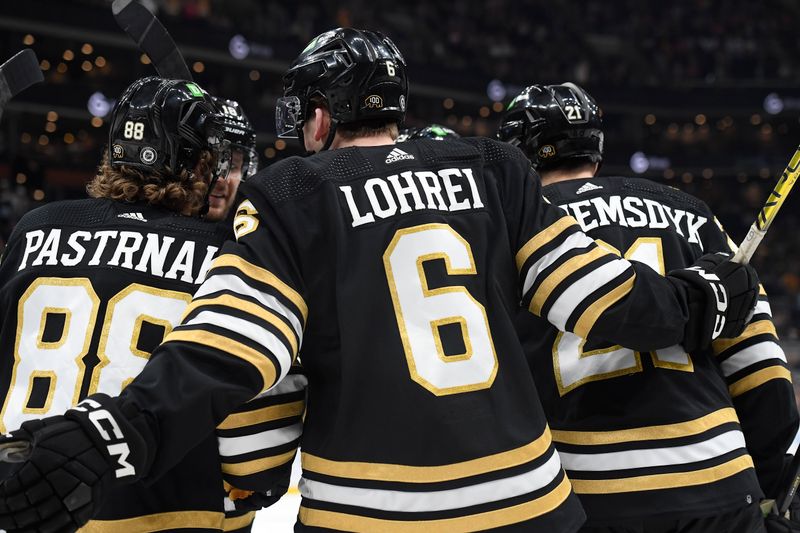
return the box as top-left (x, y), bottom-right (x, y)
top-left (276, 96), bottom-right (303, 138)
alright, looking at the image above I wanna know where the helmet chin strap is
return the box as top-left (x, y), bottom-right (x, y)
top-left (320, 120), bottom-right (338, 152)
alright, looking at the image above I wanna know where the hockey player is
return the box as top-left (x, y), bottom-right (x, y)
top-left (0, 29), bottom-right (760, 533)
top-left (0, 76), bottom-right (298, 532)
top-left (499, 82), bottom-right (799, 532)
top-left (206, 97), bottom-right (258, 223)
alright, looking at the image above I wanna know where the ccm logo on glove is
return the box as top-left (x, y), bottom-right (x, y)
top-left (73, 398), bottom-right (136, 478)
top-left (684, 265), bottom-right (729, 338)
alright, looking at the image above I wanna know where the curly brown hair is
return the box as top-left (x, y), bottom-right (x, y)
top-left (87, 149), bottom-right (214, 215)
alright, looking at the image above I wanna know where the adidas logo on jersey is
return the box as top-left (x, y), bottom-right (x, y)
top-left (576, 182), bottom-right (603, 195)
top-left (117, 212), bottom-right (148, 222)
top-left (385, 147), bottom-right (415, 164)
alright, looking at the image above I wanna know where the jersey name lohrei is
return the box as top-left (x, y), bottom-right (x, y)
top-left (338, 167), bottom-right (484, 227)
top-left (558, 195), bottom-right (708, 248)
top-left (16, 228), bottom-right (219, 284)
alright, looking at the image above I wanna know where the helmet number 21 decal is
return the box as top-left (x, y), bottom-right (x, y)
top-left (564, 105), bottom-right (583, 122)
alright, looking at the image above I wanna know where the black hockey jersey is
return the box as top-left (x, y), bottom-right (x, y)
top-left (517, 176), bottom-right (797, 525)
top-left (0, 198), bottom-right (269, 532)
top-left (118, 138), bottom-right (718, 532)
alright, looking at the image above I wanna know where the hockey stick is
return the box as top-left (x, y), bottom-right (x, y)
top-left (0, 49), bottom-right (44, 122)
top-left (775, 449), bottom-right (800, 515)
top-left (732, 145), bottom-right (800, 264)
top-left (111, 0), bottom-right (193, 81)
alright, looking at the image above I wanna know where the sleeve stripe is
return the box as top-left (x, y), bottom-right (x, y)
top-left (521, 232), bottom-right (594, 296)
top-left (545, 258), bottom-right (632, 331)
top-left (720, 341), bottom-right (786, 376)
top-left (164, 329), bottom-right (277, 391)
top-left (210, 254), bottom-right (308, 322)
top-left (218, 400), bottom-right (305, 430)
top-left (218, 422), bottom-right (302, 456)
top-left (572, 273), bottom-right (636, 338)
top-left (183, 294), bottom-right (299, 355)
top-left (530, 246), bottom-right (609, 315)
top-left (729, 366), bottom-right (793, 398)
top-left (713, 320), bottom-right (777, 354)
top-left (515, 217), bottom-right (578, 271)
top-left (186, 311), bottom-right (294, 370)
top-left (755, 299), bottom-right (772, 316)
top-left (221, 449), bottom-right (296, 476)
top-left (195, 274), bottom-right (304, 338)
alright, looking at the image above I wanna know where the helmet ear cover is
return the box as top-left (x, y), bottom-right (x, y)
top-left (498, 82), bottom-right (603, 170)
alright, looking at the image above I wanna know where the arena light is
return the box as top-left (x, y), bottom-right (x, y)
top-left (88, 91), bottom-right (114, 117)
top-left (229, 35), bottom-right (250, 60)
top-left (486, 79), bottom-right (506, 102)
top-left (630, 151), bottom-right (671, 174)
top-left (764, 93), bottom-right (784, 115)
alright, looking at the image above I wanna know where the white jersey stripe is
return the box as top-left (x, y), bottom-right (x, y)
top-left (547, 258), bottom-right (630, 331)
top-left (218, 421), bottom-right (303, 456)
top-left (299, 449), bottom-right (563, 513)
top-left (720, 341), bottom-right (787, 376)
top-left (755, 300), bottom-right (772, 317)
top-left (521, 232), bottom-right (595, 295)
top-left (186, 310), bottom-right (293, 381)
top-left (195, 273), bottom-right (303, 339)
top-left (559, 430), bottom-right (746, 472)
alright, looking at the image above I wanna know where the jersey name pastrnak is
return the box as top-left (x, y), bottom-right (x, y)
top-left (17, 228), bottom-right (218, 284)
top-left (557, 195), bottom-right (708, 248)
top-left (338, 167), bottom-right (484, 227)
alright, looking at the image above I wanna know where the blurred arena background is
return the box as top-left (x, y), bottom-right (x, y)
top-left (2, 1), bottom-right (800, 529)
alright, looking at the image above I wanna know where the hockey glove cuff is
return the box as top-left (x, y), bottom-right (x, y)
top-left (668, 252), bottom-right (759, 353)
top-left (0, 393), bottom-right (156, 533)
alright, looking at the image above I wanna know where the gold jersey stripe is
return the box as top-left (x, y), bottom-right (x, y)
top-left (572, 272), bottom-right (635, 339)
top-left (218, 400), bottom-right (305, 430)
top-left (211, 254), bottom-right (308, 322)
top-left (515, 217), bottom-right (577, 272)
top-left (551, 407), bottom-right (740, 446)
top-left (79, 511), bottom-right (223, 532)
top-left (298, 475), bottom-right (571, 532)
top-left (302, 429), bottom-right (552, 483)
top-left (712, 320), bottom-right (778, 354)
top-left (222, 448), bottom-right (296, 476)
top-left (729, 366), bottom-right (792, 398)
top-left (222, 511), bottom-right (256, 531)
top-left (182, 294), bottom-right (299, 355)
top-left (760, 285), bottom-right (767, 296)
top-left (530, 246), bottom-right (609, 315)
top-left (164, 330), bottom-right (276, 391)
top-left (570, 454), bottom-right (753, 494)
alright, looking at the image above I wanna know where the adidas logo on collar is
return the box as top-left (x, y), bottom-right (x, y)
top-left (575, 182), bottom-right (603, 195)
top-left (385, 147), bottom-right (415, 164)
top-left (118, 212), bottom-right (148, 222)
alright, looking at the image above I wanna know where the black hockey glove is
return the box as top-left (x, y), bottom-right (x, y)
top-left (0, 394), bottom-right (155, 533)
top-left (668, 252), bottom-right (759, 353)
top-left (225, 464), bottom-right (291, 512)
top-left (765, 495), bottom-right (800, 533)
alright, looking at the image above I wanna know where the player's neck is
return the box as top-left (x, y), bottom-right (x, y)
top-left (331, 133), bottom-right (396, 149)
top-left (540, 163), bottom-right (598, 186)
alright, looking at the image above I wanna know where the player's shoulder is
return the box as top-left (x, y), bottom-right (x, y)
top-left (617, 176), bottom-right (712, 214)
top-left (11, 198), bottom-right (113, 237)
top-left (452, 136), bottom-right (531, 167)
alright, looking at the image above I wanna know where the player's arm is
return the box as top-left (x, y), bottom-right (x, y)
top-left (705, 215), bottom-right (799, 499)
top-left (218, 364), bottom-right (306, 511)
top-left (500, 148), bottom-right (757, 352)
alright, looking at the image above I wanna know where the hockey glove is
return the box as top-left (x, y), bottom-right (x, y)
top-left (0, 394), bottom-right (155, 533)
top-left (765, 514), bottom-right (800, 532)
top-left (668, 252), bottom-right (759, 353)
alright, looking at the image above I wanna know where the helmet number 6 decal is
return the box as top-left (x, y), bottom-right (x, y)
top-left (386, 61), bottom-right (396, 77)
top-left (123, 121), bottom-right (145, 140)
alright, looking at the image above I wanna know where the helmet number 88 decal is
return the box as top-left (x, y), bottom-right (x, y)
top-left (123, 121), bottom-right (145, 140)
top-left (553, 237), bottom-right (693, 396)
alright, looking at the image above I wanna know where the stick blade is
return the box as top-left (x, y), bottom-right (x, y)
top-left (0, 49), bottom-right (44, 102)
top-left (112, 0), bottom-right (193, 81)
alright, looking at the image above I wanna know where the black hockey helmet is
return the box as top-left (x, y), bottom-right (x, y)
top-left (276, 27), bottom-right (408, 150)
top-left (212, 96), bottom-right (258, 180)
top-left (396, 124), bottom-right (460, 143)
top-left (497, 82), bottom-right (603, 170)
top-left (108, 77), bottom-right (231, 182)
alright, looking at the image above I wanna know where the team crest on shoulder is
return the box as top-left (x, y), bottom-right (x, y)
top-left (233, 199), bottom-right (259, 241)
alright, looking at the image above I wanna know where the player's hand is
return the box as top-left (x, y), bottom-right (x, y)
top-left (765, 514), bottom-right (800, 532)
top-left (224, 470), bottom-right (290, 512)
top-left (668, 252), bottom-right (759, 353)
top-left (0, 394), bottom-right (155, 533)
